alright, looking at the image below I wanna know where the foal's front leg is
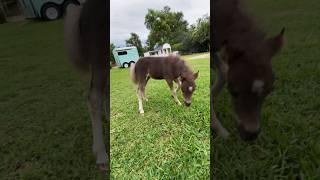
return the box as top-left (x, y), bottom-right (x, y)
top-left (211, 109), bottom-right (230, 138)
top-left (211, 52), bottom-right (230, 138)
top-left (88, 72), bottom-right (108, 172)
top-left (166, 79), bottom-right (182, 106)
top-left (174, 78), bottom-right (181, 92)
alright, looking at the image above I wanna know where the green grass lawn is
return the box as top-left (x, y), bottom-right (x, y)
top-left (213, 0), bottom-right (320, 179)
top-left (110, 53), bottom-right (210, 179)
top-left (0, 20), bottom-right (105, 179)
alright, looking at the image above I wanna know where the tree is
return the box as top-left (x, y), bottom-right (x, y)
top-left (144, 6), bottom-right (188, 50)
top-left (178, 15), bottom-right (210, 54)
top-left (125, 33), bottom-right (143, 56)
top-left (191, 15), bottom-right (210, 52)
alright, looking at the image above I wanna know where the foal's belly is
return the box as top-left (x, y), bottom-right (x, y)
top-left (149, 74), bottom-right (164, 80)
top-left (147, 63), bottom-right (178, 80)
top-left (147, 67), bottom-right (165, 80)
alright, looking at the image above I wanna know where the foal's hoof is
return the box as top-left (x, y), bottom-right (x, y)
top-left (139, 110), bottom-right (144, 114)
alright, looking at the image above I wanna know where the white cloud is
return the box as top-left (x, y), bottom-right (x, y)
top-left (110, 0), bottom-right (210, 47)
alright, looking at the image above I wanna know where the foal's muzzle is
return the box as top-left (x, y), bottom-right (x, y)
top-left (184, 101), bottom-right (191, 107)
top-left (237, 125), bottom-right (261, 142)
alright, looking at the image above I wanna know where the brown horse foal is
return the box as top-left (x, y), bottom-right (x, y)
top-left (130, 55), bottom-right (199, 114)
top-left (212, 0), bottom-right (285, 141)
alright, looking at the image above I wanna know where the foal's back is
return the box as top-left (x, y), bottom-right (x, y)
top-left (135, 56), bottom-right (184, 80)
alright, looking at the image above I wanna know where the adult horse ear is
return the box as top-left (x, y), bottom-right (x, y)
top-left (194, 71), bottom-right (199, 80)
top-left (266, 27), bottom-right (285, 58)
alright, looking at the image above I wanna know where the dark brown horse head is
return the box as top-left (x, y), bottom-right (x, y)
top-left (181, 71), bottom-right (199, 106)
top-left (227, 28), bottom-right (285, 141)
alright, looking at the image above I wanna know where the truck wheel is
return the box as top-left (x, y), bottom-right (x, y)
top-left (123, 63), bottom-right (129, 68)
top-left (42, 3), bottom-right (61, 20)
top-left (63, 0), bottom-right (80, 14)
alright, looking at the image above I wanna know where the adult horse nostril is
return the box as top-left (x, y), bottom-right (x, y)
top-left (185, 101), bottom-right (191, 106)
top-left (238, 126), bottom-right (260, 142)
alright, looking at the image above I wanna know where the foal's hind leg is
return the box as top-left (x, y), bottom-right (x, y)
top-left (166, 79), bottom-right (182, 106)
top-left (137, 84), bottom-right (145, 114)
top-left (142, 76), bottom-right (150, 101)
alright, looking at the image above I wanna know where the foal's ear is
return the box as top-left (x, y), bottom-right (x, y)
top-left (194, 71), bottom-right (199, 80)
top-left (266, 27), bottom-right (285, 58)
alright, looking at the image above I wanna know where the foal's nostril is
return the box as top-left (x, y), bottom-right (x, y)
top-left (238, 126), bottom-right (260, 142)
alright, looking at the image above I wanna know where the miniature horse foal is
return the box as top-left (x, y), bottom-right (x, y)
top-left (131, 55), bottom-right (199, 114)
top-left (212, 0), bottom-right (285, 141)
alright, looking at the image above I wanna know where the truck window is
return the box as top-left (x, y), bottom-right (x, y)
top-left (118, 51), bottom-right (127, 56)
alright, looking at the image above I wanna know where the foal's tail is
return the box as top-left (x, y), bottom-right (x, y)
top-left (130, 63), bottom-right (137, 84)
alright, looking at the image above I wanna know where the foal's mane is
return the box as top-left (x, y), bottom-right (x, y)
top-left (173, 56), bottom-right (194, 80)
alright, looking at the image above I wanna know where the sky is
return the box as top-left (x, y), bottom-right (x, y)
top-left (110, 0), bottom-right (210, 47)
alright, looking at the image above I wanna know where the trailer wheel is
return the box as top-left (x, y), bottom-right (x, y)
top-left (129, 61), bottom-right (135, 66)
top-left (123, 63), bottom-right (129, 68)
top-left (41, 3), bottom-right (61, 20)
top-left (63, 0), bottom-right (80, 14)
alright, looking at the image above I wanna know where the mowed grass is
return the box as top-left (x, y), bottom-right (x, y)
top-left (213, 0), bottom-right (320, 179)
top-left (110, 53), bottom-right (210, 179)
top-left (0, 21), bottom-right (105, 179)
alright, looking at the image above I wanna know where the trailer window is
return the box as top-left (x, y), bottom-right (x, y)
top-left (118, 51), bottom-right (127, 56)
